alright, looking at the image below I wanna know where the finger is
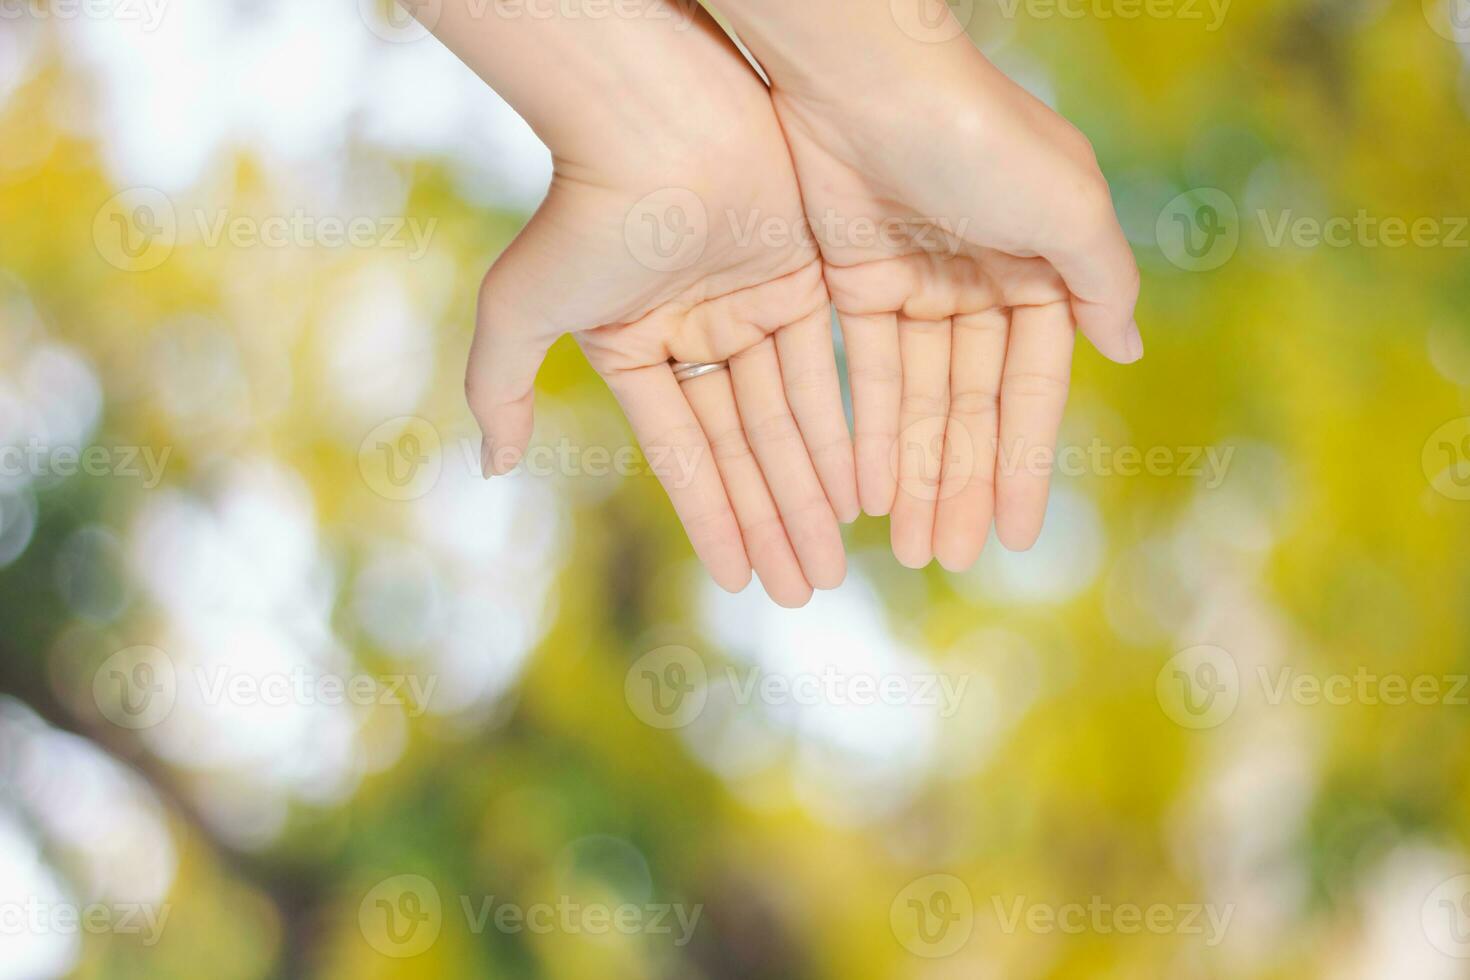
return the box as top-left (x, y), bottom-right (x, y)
top-left (933, 308), bottom-right (1009, 572)
top-left (836, 310), bottom-right (901, 517)
top-left (890, 315), bottom-right (952, 569)
top-left (995, 301), bottom-right (1075, 551)
top-left (1041, 182), bottom-right (1143, 365)
top-left (467, 213), bottom-right (567, 476)
top-left (773, 306), bottom-right (859, 524)
top-left (683, 368), bottom-right (813, 608)
top-left (603, 365), bottom-right (752, 593)
top-left (729, 338), bottom-right (846, 590)
top-left (466, 292), bottom-right (553, 477)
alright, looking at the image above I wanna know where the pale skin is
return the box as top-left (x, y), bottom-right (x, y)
top-left (424, 0), bottom-right (854, 607)
top-left (417, 0), bottom-right (1141, 603)
top-left (713, 0), bottom-right (1143, 569)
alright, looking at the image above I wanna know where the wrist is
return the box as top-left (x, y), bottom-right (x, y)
top-left (717, 0), bottom-right (982, 102)
top-left (429, 0), bottom-right (768, 179)
top-left (549, 55), bottom-right (776, 185)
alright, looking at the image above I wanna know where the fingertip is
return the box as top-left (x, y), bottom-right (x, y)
top-left (860, 481), bottom-right (896, 518)
top-left (746, 547), bottom-right (813, 608)
top-left (934, 536), bottom-right (983, 574)
top-left (490, 443), bottom-right (524, 476)
top-left (769, 583), bottom-right (814, 608)
top-left (1088, 335), bottom-right (1135, 365)
top-left (832, 480), bottom-right (862, 525)
top-left (1124, 319), bottom-right (1144, 362)
top-left (707, 535), bottom-right (754, 596)
top-left (855, 447), bottom-right (897, 517)
top-left (808, 556), bottom-right (846, 591)
top-left (1074, 303), bottom-right (1143, 365)
top-left (470, 399), bottom-right (534, 476)
top-left (800, 538), bottom-right (847, 590)
top-left (891, 531), bottom-right (933, 570)
top-left (823, 469), bottom-right (861, 524)
top-left (714, 562), bottom-right (754, 594)
top-left (994, 518), bottom-right (1041, 553)
top-left (814, 447), bottom-right (861, 527)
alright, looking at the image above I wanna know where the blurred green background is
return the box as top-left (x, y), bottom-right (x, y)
top-left (2, 0), bottom-right (1470, 977)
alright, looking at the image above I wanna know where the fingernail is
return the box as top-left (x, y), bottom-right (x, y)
top-left (480, 437), bottom-right (494, 479)
top-left (1124, 319), bottom-right (1144, 362)
top-left (492, 446), bottom-right (522, 475)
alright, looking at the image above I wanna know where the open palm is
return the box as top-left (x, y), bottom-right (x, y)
top-left (469, 52), bottom-right (857, 606)
top-left (770, 54), bottom-right (1141, 571)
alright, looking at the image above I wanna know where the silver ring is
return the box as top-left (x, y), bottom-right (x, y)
top-left (671, 360), bottom-right (728, 383)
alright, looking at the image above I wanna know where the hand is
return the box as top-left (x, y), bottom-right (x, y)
top-left (766, 48), bottom-right (1142, 571)
top-left (461, 16), bottom-right (857, 607)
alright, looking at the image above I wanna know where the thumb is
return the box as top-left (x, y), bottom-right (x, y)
top-left (467, 231), bottom-right (561, 478)
top-left (1042, 181), bottom-right (1144, 365)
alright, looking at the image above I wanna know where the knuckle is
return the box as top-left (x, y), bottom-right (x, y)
top-left (808, 429), bottom-right (854, 463)
top-left (680, 504), bottom-right (732, 539)
top-left (900, 392), bottom-right (950, 417)
top-left (1002, 371), bottom-right (1070, 400)
top-left (648, 422), bottom-right (705, 456)
top-left (1119, 255), bottom-right (1142, 304)
top-left (781, 367), bottom-right (832, 400)
top-left (954, 309), bottom-right (1009, 335)
top-left (1080, 175), bottom-right (1116, 222)
top-left (1071, 129), bottom-right (1101, 167)
top-left (855, 430), bottom-right (899, 451)
top-left (707, 426), bottom-right (754, 463)
top-left (743, 411), bottom-right (803, 446)
top-left (949, 388), bottom-right (1001, 417)
top-left (847, 362), bottom-right (903, 387)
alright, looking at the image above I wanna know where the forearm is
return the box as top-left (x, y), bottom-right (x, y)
top-left (707, 0), bottom-right (982, 100)
top-left (418, 0), bottom-right (765, 173)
